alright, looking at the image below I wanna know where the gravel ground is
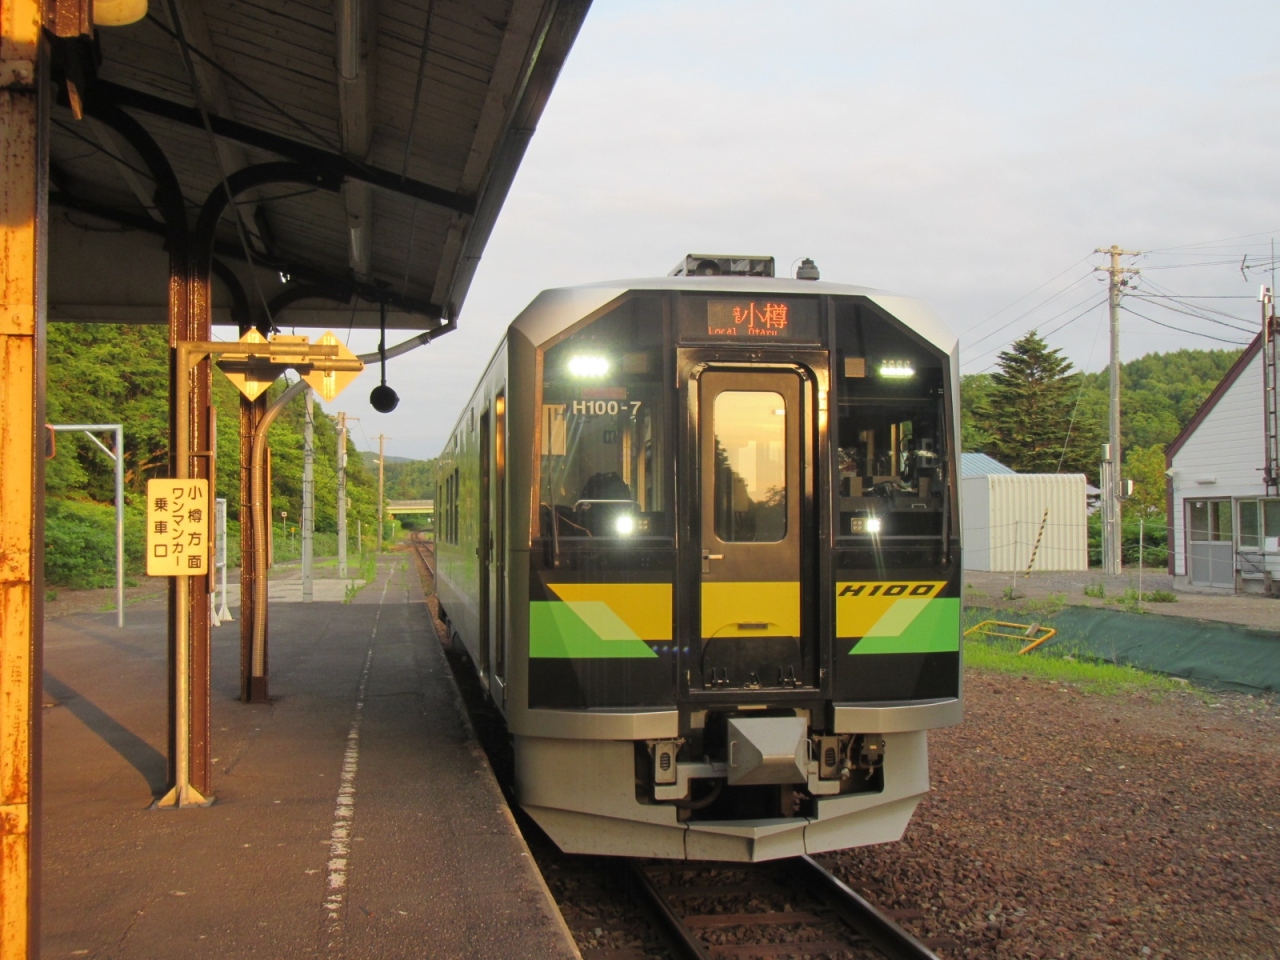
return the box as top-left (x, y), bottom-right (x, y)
top-left (823, 673), bottom-right (1280, 959)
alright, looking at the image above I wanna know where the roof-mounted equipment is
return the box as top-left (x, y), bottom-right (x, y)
top-left (669, 254), bottom-right (775, 278)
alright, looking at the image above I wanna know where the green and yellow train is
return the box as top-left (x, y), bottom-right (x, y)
top-left (435, 255), bottom-right (962, 862)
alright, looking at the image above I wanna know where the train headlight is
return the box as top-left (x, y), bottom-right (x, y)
top-left (567, 355), bottom-right (610, 378)
top-left (878, 360), bottom-right (915, 378)
top-left (865, 517), bottom-right (882, 534)
top-left (614, 514), bottom-right (636, 536)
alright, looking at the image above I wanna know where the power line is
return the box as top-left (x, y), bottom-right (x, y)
top-left (1143, 229), bottom-right (1280, 254)
top-left (961, 269), bottom-right (1096, 351)
top-left (1039, 294), bottom-right (1110, 341)
top-left (965, 291), bottom-right (1107, 369)
top-left (1129, 295), bottom-right (1256, 333)
top-left (1134, 275), bottom-right (1259, 329)
top-left (956, 256), bottom-right (1091, 340)
top-left (1120, 305), bottom-right (1252, 346)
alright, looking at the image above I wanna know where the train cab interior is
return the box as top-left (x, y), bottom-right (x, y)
top-left (538, 296), bottom-right (670, 545)
top-left (832, 301), bottom-right (949, 544)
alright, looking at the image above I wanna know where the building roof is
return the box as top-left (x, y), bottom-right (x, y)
top-left (48, 0), bottom-right (591, 332)
top-left (961, 452), bottom-right (1017, 477)
top-left (1165, 334), bottom-right (1263, 464)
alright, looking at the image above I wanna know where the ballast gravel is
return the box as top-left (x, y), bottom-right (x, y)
top-left (824, 673), bottom-right (1280, 959)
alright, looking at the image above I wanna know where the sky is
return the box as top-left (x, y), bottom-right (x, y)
top-left (332, 0), bottom-right (1280, 460)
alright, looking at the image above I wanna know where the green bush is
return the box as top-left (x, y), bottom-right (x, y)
top-left (44, 498), bottom-right (145, 588)
top-left (1088, 511), bottom-right (1168, 567)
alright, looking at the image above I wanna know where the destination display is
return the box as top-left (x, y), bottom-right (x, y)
top-left (678, 296), bottom-right (821, 343)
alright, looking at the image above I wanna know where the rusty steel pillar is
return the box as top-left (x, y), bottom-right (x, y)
top-left (0, 2), bottom-right (46, 954)
top-left (179, 248), bottom-right (214, 792)
top-left (189, 163), bottom-right (339, 705)
top-left (74, 88), bottom-right (200, 799)
top-left (239, 391), bottom-right (267, 701)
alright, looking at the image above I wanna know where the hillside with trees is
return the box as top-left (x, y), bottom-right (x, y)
top-left (363, 452), bottom-right (437, 501)
top-left (44, 323), bottom-right (384, 588)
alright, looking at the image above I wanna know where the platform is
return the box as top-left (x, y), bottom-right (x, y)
top-left (41, 558), bottom-right (580, 960)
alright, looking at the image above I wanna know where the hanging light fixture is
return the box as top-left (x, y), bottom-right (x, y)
top-left (369, 301), bottom-right (400, 413)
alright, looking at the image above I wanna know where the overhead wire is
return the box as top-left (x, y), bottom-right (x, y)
top-left (966, 289), bottom-right (1107, 368)
top-left (1120, 305), bottom-right (1251, 346)
top-left (956, 255), bottom-right (1090, 341)
top-left (1038, 294), bottom-right (1110, 341)
top-left (961, 268), bottom-right (1096, 351)
top-left (1143, 229), bottom-right (1280, 254)
top-left (1129, 295), bottom-right (1256, 334)
top-left (1056, 308), bottom-right (1107, 472)
top-left (1133, 275), bottom-right (1259, 330)
top-left (53, 118), bottom-right (172, 190)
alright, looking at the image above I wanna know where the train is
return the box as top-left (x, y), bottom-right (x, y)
top-left (434, 254), bottom-right (961, 862)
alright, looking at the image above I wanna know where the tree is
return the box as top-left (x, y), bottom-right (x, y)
top-left (959, 373), bottom-right (995, 451)
top-left (975, 330), bottom-right (1103, 480)
top-left (45, 323), bottom-right (171, 498)
top-left (1122, 443), bottom-right (1168, 519)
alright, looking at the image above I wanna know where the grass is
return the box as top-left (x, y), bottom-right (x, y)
top-left (343, 552), bottom-right (380, 603)
top-left (1083, 582), bottom-right (1106, 599)
top-left (1022, 592), bottom-right (1067, 618)
top-left (963, 609), bottom-right (1189, 697)
top-left (965, 635), bottom-right (1189, 696)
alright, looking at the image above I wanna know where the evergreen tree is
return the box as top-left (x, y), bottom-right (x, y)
top-left (976, 330), bottom-right (1103, 481)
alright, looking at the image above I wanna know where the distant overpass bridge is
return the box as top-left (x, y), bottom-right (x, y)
top-left (387, 500), bottom-right (434, 523)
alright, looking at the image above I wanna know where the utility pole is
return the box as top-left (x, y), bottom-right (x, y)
top-left (377, 433), bottom-right (389, 551)
top-left (337, 413), bottom-right (358, 579)
top-left (302, 387), bottom-right (314, 601)
top-left (1095, 245), bottom-right (1141, 575)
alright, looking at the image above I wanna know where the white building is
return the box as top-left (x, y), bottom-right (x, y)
top-left (1166, 335), bottom-right (1278, 593)
top-left (960, 453), bottom-right (1089, 572)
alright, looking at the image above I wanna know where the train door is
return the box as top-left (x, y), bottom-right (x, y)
top-left (695, 368), bottom-right (816, 691)
top-left (478, 407), bottom-right (491, 679)
top-left (491, 394), bottom-right (507, 702)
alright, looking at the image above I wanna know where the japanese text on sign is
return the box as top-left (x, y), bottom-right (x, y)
top-left (146, 478), bottom-right (210, 576)
top-left (706, 300), bottom-right (789, 337)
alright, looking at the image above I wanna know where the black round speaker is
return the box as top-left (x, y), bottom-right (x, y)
top-left (370, 383), bottom-right (400, 413)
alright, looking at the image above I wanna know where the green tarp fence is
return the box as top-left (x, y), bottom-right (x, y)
top-left (969, 605), bottom-right (1280, 694)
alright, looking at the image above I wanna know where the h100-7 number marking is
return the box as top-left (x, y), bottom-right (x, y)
top-left (571, 400), bottom-right (641, 416)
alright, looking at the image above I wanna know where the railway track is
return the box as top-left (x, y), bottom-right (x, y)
top-left (413, 530), bottom-right (954, 960)
top-left (540, 850), bottom-right (950, 960)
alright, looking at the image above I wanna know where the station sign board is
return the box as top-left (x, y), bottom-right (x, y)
top-left (146, 478), bottom-right (210, 576)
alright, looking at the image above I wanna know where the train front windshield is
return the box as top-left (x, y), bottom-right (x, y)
top-left (832, 299), bottom-right (949, 545)
top-left (539, 296), bottom-right (670, 540)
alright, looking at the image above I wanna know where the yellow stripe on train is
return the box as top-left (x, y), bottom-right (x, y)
top-left (835, 581), bottom-right (946, 638)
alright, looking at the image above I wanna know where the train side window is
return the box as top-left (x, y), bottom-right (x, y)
top-left (538, 296), bottom-right (668, 538)
top-left (832, 299), bottom-right (949, 539)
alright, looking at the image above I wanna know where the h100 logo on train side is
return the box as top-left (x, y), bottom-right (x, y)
top-left (837, 582), bottom-right (943, 598)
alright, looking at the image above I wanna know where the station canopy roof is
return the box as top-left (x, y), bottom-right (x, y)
top-left (47, 0), bottom-right (589, 331)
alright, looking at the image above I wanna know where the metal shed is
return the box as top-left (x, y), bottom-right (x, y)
top-left (961, 461), bottom-right (1088, 573)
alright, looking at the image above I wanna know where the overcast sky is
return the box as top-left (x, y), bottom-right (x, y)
top-left (333, 0), bottom-right (1280, 459)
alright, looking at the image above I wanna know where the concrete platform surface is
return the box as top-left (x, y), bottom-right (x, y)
top-left (42, 557), bottom-right (580, 960)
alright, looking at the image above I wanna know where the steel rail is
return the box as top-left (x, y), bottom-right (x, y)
top-left (622, 856), bottom-right (944, 960)
top-left (790, 856), bottom-right (942, 960)
top-left (625, 861), bottom-right (713, 960)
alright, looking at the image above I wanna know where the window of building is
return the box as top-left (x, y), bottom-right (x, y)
top-left (1188, 499), bottom-right (1232, 542)
top-left (1236, 498), bottom-right (1280, 549)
